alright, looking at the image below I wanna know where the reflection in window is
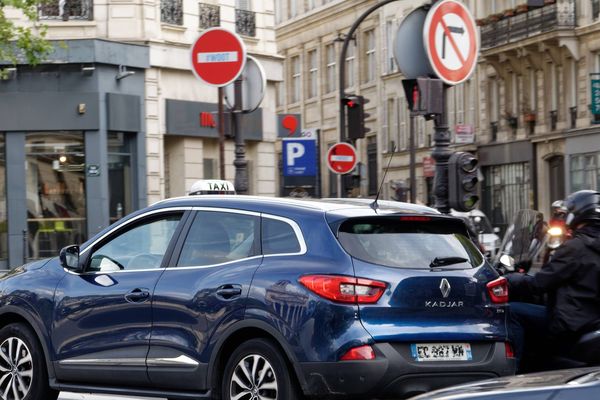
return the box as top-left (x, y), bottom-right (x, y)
top-left (177, 211), bottom-right (258, 267)
top-left (89, 214), bottom-right (182, 272)
top-left (26, 132), bottom-right (86, 260)
top-left (262, 218), bottom-right (300, 255)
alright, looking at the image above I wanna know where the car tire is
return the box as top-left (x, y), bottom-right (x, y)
top-left (222, 338), bottom-right (301, 400)
top-left (0, 323), bottom-right (58, 400)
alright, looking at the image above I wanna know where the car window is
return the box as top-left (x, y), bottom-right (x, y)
top-left (87, 213), bottom-right (183, 273)
top-left (262, 218), bottom-right (300, 255)
top-left (337, 217), bottom-right (484, 270)
top-left (177, 211), bottom-right (258, 267)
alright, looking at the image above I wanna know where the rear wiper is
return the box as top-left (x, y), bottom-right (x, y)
top-left (429, 257), bottom-right (469, 268)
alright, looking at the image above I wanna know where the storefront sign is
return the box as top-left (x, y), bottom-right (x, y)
top-left (277, 114), bottom-right (302, 137)
top-left (87, 164), bottom-right (100, 177)
top-left (423, 156), bottom-right (436, 178)
top-left (455, 124), bottom-right (474, 144)
top-left (592, 78), bottom-right (600, 115)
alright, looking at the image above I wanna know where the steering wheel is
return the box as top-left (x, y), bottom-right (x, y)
top-left (127, 254), bottom-right (161, 270)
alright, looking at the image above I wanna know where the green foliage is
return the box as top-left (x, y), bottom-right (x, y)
top-left (0, 0), bottom-right (53, 77)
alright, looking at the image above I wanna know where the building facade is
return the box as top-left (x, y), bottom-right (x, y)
top-left (0, 0), bottom-right (281, 268)
top-left (275, 0), bottom-right (479, 203)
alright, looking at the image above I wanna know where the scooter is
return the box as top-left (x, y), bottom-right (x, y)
top-left (494, 209), bottom-right (600, 369)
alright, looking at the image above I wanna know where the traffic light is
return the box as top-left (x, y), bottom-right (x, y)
top-left (448, 152), bottom-right (480, 212)
top-left (343, 95), bottom-right (371, 140)
top-left (402, 78), bottom-right (444, 117)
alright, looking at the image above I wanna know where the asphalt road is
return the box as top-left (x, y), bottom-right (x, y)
top-left (60, 393), bottom-right (162, 400)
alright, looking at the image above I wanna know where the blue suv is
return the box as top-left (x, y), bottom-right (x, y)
top-left (0, 196), bottom-right (515, 400)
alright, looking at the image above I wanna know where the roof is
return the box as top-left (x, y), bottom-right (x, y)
top-left (150, 195), bottom-right (441, 217)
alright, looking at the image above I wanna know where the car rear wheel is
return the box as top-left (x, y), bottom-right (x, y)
top-left (222, 338), bottom-right (300, 400)
top-left (0, 323), bottom-right (58, 400)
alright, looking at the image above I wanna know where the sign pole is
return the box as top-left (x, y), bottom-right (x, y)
top-left (218, 87), bottom-right (225, 180)
top-left (409, 113), bottom-right (417, 204)
top-left (233, 77), bottom-right (249, 195)
top-left (432, 86), bottom-right (452, 214)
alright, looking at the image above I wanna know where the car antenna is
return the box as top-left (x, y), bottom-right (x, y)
top-left (370, 144), bottom-right (396, 211)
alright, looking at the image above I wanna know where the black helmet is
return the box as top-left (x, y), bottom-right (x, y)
top-left (564, 190), bottom-right (600, 228)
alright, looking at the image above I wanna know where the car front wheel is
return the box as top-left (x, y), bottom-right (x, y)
top-left (222, 338), bottom-right (300, 400)
top-left (0, 323), bottom-right (58, 400)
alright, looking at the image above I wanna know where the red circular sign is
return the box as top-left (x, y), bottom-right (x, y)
top-left (190, 28), bottom-right (247, 87)
top-left (424, 0), bottom-right (478, 85)
top-left (327, 143), bottom-right (358, 175)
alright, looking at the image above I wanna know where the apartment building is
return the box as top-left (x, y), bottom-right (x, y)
top-left (0, 0), bottom-right (282, 267)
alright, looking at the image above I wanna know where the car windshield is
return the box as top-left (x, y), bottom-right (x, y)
top-left (470, 215), bottom-right (494, 234)
top-left (336, 217), bottom-right (484, 270)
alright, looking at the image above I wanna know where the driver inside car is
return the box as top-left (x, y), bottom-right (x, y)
top-left (506, 190), bottom-right (600, 372)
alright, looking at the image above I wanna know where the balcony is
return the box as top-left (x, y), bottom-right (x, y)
top-left (39, 0), bottom-right (93, 21)
top-left (480, 0), bottom-right (575, 50)
top-left (236, 9), bottom-right (256, 37)
top-left (161, 0), bottom-right (183, 26)
top-left (199, 3), bottom-right (220, 29)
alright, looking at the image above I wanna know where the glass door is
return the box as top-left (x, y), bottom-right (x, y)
top-left (108, 132), bottom-right (133, 224)
top-left (26, 132), bottom-right (86, 260)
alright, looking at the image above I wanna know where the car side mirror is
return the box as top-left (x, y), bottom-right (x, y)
top-left (494, 227), bottom-right (501, 234)
top-left (499, 254), bottom-right (515, 272)
top-left (59, 245), bottom-right (82, 272)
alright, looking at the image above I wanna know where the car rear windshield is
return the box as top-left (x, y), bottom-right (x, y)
top-left (337, 217), bottom-right (484, 270)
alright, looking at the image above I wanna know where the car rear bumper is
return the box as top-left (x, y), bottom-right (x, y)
top-left (299, 342), bottom-right (516, 399)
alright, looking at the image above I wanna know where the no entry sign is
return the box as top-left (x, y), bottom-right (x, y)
top-left (327, 143), bottom-right (357, 175)
top-left (190, 28), bottom-right (247, 87)
top-left (423, 0), bottom-right (478, 85)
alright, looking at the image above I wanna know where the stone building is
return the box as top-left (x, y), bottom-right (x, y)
top-left (0, 0), bottom-right (281, 267)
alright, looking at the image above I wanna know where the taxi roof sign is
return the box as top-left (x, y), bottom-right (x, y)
top-left (189, 180), bottom-right (236, 195)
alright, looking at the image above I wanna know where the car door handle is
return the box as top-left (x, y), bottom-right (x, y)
top-left (216, 285), bottom-right (243, 299)
top-left (125, 288), bottom-right (150, 303)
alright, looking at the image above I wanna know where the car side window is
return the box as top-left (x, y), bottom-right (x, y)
top-left (176, 211), bottom-right (259, 267)
top-left (87, 213), bottom-right (183, 273)
top-left (262, 218), bottom-right (300, 255)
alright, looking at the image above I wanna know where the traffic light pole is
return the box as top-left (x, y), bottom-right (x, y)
top-left (432, 85), bottom-right (452, 214)
top-left (409, 113), bottom-right (417, 204)
top-left (233, 77), bottom-right (249, 195)
top-left (338, 0), bottom-right (400, 197)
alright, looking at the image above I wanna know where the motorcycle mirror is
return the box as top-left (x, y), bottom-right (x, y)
top-left (499, 254), bottom-right (515, 272)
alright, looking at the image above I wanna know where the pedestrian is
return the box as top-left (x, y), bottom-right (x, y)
top-left (505, 190), bottom-right (600, 372)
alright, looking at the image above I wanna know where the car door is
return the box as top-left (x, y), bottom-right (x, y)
top-left (52, 209), bottom-right (189, 386)
top-left (148, 208), bottom-right (261, 390)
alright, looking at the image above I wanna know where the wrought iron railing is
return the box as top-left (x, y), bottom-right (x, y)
top-left (39, 0), bottom-right (93, 21)
top-left (161, 0), bottom-right (183, 25)
top-left (236, 9), bottom-right (256, 37)
top-left (199, 3), bottom-right (220, 29)
top-left (481, 0), bottom-right (575, 49)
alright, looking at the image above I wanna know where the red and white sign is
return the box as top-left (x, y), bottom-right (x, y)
top-left (327, 143), bottom-right (358, 175)
top-left (190, 28), bottom-right (247, 87)
top-left (455, 124), bottom-right (475, 144)
top-left (423, 0), bottom-right (478, 86)
top-left (423, 156), bottom-right (436, 178)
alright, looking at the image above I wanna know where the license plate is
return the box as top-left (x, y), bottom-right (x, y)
top-left (411, 343), bottom-right (472, 362)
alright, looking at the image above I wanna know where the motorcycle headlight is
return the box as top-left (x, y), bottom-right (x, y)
top-left (548, 226), bottom-right (563, 237)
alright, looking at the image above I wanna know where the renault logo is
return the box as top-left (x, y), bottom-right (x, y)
top-left (440, 278), bottom-right (451, 298)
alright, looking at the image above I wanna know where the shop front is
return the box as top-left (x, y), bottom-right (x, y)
top-left (478, 140), bottom-right (535, 233)
top-left (0, 40), bottom-right (148, 268)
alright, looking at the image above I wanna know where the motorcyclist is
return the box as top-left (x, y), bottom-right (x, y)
top-left (506, 190), bottom-right (600, 372)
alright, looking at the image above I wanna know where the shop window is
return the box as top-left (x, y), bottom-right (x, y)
top-left (108, 132), bottom-right (134, 224)
top-left (570, 153), bottom-right (600, 192)
top-left (0, 135), bottom-right (6, 263)
top-left (26, 132), bottom-right (86, 260)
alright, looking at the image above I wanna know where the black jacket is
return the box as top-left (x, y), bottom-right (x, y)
top-left (510, 224), bottom-right (600, 336)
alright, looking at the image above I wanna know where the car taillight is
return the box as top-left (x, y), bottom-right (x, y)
top-left (340, 345), bottom-right (376, 361)
top-left (505, 342), bottom-right (515, 359)
top-left (299, 275), bottom-right (386, 304)
top-left (487, 277), bottom-right (509, 303)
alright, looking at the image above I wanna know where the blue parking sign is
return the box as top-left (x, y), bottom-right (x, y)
top-left (282, 138), bottom-right (317, 177)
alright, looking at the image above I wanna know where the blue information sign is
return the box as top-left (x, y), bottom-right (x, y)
top-left (282, 138), bottom-right (317, 177)
top-left (592, 79), bottom-right (600, 115)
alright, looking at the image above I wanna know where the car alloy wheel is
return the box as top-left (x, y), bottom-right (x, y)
top-left (0, 337), bottom-right (33, 400)
top-left (230, 354), bottom-right (278, 400)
